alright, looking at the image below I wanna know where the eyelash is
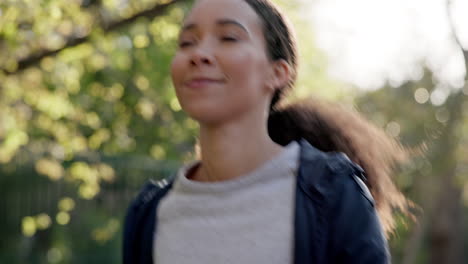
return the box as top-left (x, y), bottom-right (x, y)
top-left (179, 41), bottom-right (193, 48)
top-left (178, 36), bottom-right (238, 48)
top-left (221, 36), bottom-right (238, 42)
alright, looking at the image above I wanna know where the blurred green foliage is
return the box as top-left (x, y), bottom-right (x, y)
top-left (1, 0), bottom-right (197, 263)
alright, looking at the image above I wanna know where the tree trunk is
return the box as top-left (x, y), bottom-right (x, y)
top-left (428, 88), bottom-right (465, 264)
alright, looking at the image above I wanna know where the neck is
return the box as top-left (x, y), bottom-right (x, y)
top-left (192, 118), bottom-right (284, 182)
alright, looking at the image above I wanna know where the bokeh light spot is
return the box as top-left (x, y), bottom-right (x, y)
top-left (22, 216), bottom-right (36, 237)
top-left (58, 197), bottom-right (75, 212)
top-left (134, 35), bottom-right (150, 49)
top-left (56, 212), bottom-right (70, 225)
top-left (47, 248), bottom-right (63, 263)
top-left (150, 145), bottom-right (166, 160)
top-left (386, 121), bottom-right (401, 137)
top-left (35, 158), bottom-right (64, 181)
top-left (435, 108), bottom-right (450, 123)
top-left (36, 213), bottom-right (52, 230)
top-left (170, 98), bottom-right (181, 111)
top-left (414, 87), bottom-right (429, 104)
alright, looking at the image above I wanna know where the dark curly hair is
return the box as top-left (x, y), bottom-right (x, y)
top-left (245, 0), bottom-right (410, 235)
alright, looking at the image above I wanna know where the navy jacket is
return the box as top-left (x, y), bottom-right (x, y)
top-left (123, 139), bottom-right (390, 264)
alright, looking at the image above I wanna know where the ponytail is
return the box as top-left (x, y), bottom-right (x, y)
top-left (268, 97), bottom-right (410, 235)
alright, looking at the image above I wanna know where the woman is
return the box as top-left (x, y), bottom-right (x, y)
top-left (123, 0), bottom-right (409, 263)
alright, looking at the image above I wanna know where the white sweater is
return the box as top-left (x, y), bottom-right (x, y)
top-left (154, 141), bottom-right (300, 264)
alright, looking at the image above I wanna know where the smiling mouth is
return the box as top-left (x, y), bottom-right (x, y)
top-left (185, 78), bottom-right (224, 88)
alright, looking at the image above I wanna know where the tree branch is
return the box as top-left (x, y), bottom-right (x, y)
top-left (2, 0), bottom-right (186, 75)
top-left (447, 0), bottom-right (467, 80)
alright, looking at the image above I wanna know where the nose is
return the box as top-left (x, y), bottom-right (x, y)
top-left (190, 55), bottom-right (212, 66)
top-left (189, 40), bottom-right (214, 66)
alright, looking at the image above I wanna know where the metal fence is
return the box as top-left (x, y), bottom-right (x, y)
top-left (0, 155), bottom-right (180, 264)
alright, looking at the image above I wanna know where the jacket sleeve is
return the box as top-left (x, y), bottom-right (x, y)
top-left (123, 183), bottom-right (150, 264)
top-left (122, 181), bottom-right (162, 264)
top-left (330, 173), bottom-right (390, 264)
top-left (123, 194), bottom-right (139, 264)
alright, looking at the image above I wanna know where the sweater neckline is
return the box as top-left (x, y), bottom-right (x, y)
top-left (172, 141), bottom-right (300, 194)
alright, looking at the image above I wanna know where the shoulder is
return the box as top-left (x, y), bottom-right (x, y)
top-left (124, 177), bottom-right (175, 233)
top-left (127, 178), bottom-right (174, 213)
top-left (297, 139), bottom-right (374, 207)
top-left (327, 152), bottom-right (375, 207)
top-left (123, 178), bottom-right (174, 264)
top-left (297, 139), bottom-right (389, 262)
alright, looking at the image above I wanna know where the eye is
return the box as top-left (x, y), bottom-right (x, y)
top-left (179, 41), bottom-right (194, 48)
top-left (178, 35), bottom-right (196, 48)
top-left (221, 36), bottom-right (238, 42)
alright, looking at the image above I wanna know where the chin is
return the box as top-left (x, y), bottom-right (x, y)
top-left (180, 99), bottom-right (254, 126)
top-left (182, 104), bottom-right (226, 125)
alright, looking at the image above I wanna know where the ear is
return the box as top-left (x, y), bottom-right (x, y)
top-left (266, 59), bottom-right (291, 92)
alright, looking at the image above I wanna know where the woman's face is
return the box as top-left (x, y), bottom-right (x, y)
top-left (171, 0), bottom-right (276, 125)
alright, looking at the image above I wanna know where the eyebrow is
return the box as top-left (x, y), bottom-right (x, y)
top-left (181, 19), bottom-right (249, 34)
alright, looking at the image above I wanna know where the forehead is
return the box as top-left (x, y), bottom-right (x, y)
top-left (184, 0), bottom-right (262, 32)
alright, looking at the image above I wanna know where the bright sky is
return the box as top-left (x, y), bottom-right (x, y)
top-left (301, 0), bottom-right (468, 91)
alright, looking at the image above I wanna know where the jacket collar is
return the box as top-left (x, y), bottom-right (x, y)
top-left (297, 138), bottom-right (367, 201)
top-left (297, 139), bottom-right (335, 200)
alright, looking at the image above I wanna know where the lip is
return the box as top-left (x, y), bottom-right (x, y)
top-left (184, 77), bottom-right (224, 89)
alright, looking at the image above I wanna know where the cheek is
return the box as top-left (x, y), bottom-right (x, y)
top-left (170, 54), bottom-right (189, 106)
top-left (170, 54), bottom-right (184, 87)
top-left (221, 49), bottom-right (270, 95)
